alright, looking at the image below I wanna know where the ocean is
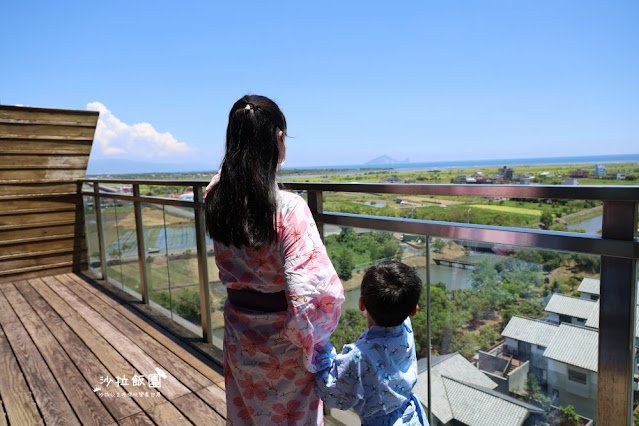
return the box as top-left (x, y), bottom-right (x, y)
top-left (284, 153), bottom-right (639, 172)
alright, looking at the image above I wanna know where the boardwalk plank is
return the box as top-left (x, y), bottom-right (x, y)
top-left (0, 401), bottom-right (7, 426)
top-left (171, 393), bottom-right (225, 426)
top-left (43, 276), bottom-right (191, 401)
top-left (3, 274), bottom-right (228, 424)
top-left (146, 402), bottom-right (193, 426)
top-left (27, 278), bottom-right (165, 412)
top-left (0, 290), bottom-right (80, 426)
top-left (1, 282), bottom-right (114, 426)
top-left (117, 413), bottom-right (155, 426)
top-left (14, 280), bottom-right (141, 421)
top-left (59, 274), bottom-right (213, 392)
top-left (67, 274), bottom-right (224, 384)
top-left (195, 384), bottom-right (227, 418)
top-left (0, 324), bottom-right (43, 426)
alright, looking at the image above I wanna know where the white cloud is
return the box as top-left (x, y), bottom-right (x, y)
top-left (87, 102), bottom-right (192, 159)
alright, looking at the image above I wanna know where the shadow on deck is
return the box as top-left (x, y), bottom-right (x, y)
top-left (0, 273), bottom-right (226, 425)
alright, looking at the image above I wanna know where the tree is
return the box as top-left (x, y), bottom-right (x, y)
top-left (330, 309), bottom-right (367, 352)
top-left (337, 249), bottom-right (354, 281)
top-left (540, 211), bottom-right (554, 228)
top-left (432, 239), bottom-right (446, 253)
top-left (336, 227), bottom-right (356, 243)
top-left (557, 405), bottom-right (580, 426)
top-left (525, 374), bottom-right (551, 412)
top-left (174, 287), bottom-right (201, 322)
top-left (413, 283), bottom-right (465, 356)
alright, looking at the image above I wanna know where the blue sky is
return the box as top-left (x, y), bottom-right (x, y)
top-left (2, 1), bottom-right (638, 170)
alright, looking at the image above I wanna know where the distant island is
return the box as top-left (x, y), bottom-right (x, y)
top-left (365, 155), bottom-right (410, 165)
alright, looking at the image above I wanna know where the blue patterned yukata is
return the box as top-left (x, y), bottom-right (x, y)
top-left (315, 318), bottom-right (427, 425)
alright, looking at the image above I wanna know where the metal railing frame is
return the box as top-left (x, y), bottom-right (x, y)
top-left (82, 179), bottom-right (639, 425)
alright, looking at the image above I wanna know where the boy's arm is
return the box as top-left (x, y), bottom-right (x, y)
top-left (315, 342), bottom-right (366, 411)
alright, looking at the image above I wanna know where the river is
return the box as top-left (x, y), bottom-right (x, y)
top-left (567, 215), bottom-right (602, 234)
top-left (340, 252), bottom-right (496, 311)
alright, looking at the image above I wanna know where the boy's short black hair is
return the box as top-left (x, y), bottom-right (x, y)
top-left (361, 261), bottom-right (422, 327)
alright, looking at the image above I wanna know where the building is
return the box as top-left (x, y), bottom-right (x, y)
top-left (543, 324), bottom-right (599, 420)
top-left (609, 172), bottom-right (626, 180)
top-left (501, 316), bottom-right (559, 387)
top-left (544, 294), bottom-right (597, 326)
top-left (569, 169), bottom-right (590, 178)
top-left (455, 174), bottom-right (477, 184)
top-left (383, 176), bottom-right (404, 183)
top-left (594, 164), bottom-right (606, 177)
top-left (561, 178), bottom-right (579, 185)
top-left (577, 277), bottom-right (600, 300)
top-left (473, 172), bottom-right (487, 183)
top-left (497, 166), bottom-right (515, 180)
top-left (414, 353), bottom-right (544, 426)
top-left (476, 348), bottom-right (529, 394)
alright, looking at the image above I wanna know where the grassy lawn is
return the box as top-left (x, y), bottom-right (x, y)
top-left (467, 204), bottom-right (542, 217)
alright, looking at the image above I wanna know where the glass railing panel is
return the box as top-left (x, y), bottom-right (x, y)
top-left (428, 238), bottom-right (599, 424)
top-left (162, 202), bottom-right (202, 337)
top-left (83, 195), bottom-right (101, 278)
top-left (111, 200), bottom-right (141, 299)
top-left (101, 197), bottom-right (123, 287)
top-left (143, 203), bottom-right (174, 322)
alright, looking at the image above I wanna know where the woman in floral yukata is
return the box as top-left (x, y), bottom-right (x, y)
top-left (204, 95), bottom-right (344, 425)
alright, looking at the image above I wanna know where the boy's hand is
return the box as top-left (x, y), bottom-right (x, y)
top-left (314, 342), bottom-right (337, 372)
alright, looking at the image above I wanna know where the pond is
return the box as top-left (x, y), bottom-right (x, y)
top-left (354, 201), bottom-right (387, 208)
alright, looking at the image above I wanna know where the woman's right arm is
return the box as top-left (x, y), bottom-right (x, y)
top-left (279, 195), bottom-right (345, 373)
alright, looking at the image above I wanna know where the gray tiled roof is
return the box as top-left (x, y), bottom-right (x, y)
top-left (577, 277), bottom-right (600, 295)
top-left (501, 316), bottom-right (559, 347)
top-left (545, 294), bottom-right (597, 320)
top-left (585, 299), bottom-right (639, 338)
top-left (443, 377), bottom-right (544, 426)
top-left (585, 300), bottom-right (599, 328)
top-left (414, 353), bottom-right (497, 424)
top-left (543, 323), bottom-right (599, 371)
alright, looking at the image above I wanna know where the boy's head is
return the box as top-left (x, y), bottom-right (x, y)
top-left (360, 261), bottom-right (422, 327)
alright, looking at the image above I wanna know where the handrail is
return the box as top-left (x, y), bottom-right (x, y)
top-left (82, 178), bottom-right (638, 425)
top-left (80, 185), bottom-right (639, 259)
top-left (81, 178), bottom-right (639, 201)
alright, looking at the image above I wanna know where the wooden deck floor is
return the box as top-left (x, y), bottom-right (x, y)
top-left (0, 273), bottom-right (227, 425)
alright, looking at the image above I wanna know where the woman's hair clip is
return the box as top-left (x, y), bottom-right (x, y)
top-left (245, 103), bottom-right (255, 110)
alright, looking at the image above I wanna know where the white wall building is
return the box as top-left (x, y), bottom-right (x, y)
top-left (577, 277), bottom-right (600, 300)
top-left (544, 294), bottom-right (597, 326)
top-left (501, 316), bottom-right (559, 387)
top-left (413, 353), bottom-right (543, 426)
top-left (543, 324), bottom-right (599, 421)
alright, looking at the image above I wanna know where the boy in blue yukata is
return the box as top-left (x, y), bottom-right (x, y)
top-left (315, 261), bottom-right (427, 425)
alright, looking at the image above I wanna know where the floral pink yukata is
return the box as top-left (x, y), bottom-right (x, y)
top-left (209, 178), bottom-right (344, 425)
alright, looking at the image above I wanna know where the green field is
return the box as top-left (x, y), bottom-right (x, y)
top-left (467, 204), bottom-right (542, 217)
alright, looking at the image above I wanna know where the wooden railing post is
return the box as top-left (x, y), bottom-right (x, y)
top-left (598, 201), bottom-right (638, 426)
top-left (307, 190), bottom-right (324, 243)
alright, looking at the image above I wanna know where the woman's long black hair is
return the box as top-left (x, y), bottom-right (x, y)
top-left (205, 95), bottom-right (286, 249)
